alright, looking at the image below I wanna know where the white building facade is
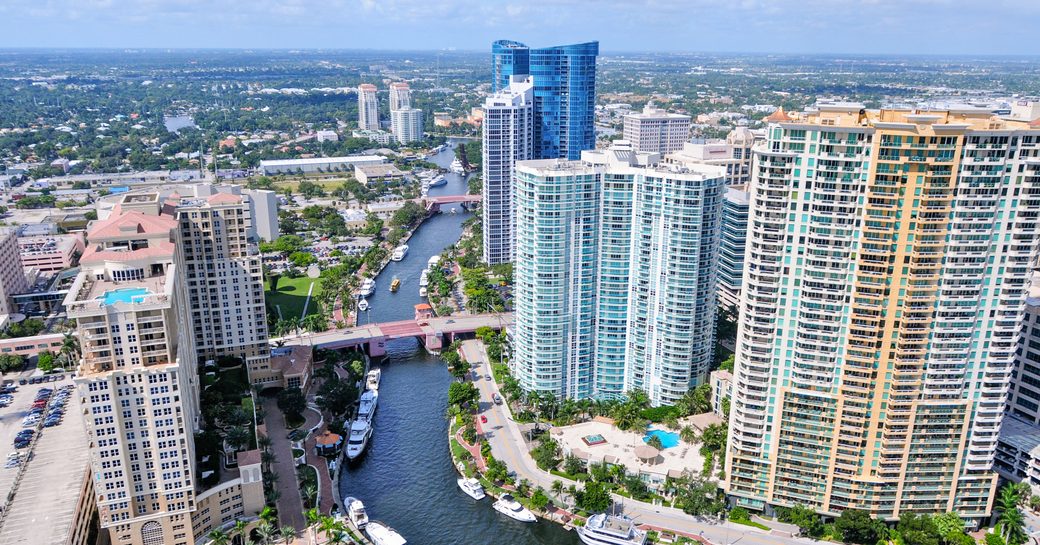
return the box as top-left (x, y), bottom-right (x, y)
top-left (481, 75), bottom-right (534, 265)
top-left (357, 84), bottom-right (380, 130)
top-left (622, 105), bottom-right (691, 154)
top-left (391, 108), bottom-right (424, 144)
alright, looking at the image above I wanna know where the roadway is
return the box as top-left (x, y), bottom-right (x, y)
top-left (273, 313), bottom-right (512, 351)
top-left (461, 340), bottom-right (812, 545)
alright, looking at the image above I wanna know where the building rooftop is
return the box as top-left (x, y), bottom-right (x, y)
top-left (87, 210), bottom-right (176, 240)
top-left (259, 155), bottom-right (385, 168)
top-left (270, 345), bottom-right (312, 377)
top-left (780, 104), bottom-right (1039, 131)
top-left (999, 415), bottom-right (1040, 456)
top-left (355, 164), bottom-right (405, 177)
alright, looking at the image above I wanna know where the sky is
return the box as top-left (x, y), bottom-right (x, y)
top-left (0, 0), bottom-right (1038, 55)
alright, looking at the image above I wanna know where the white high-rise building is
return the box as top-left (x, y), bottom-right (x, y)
top-left (358, 84), bottom-right (379, 130)
top-left (390, 108), bottom-right (424, 144)
top-left (665, 127), bottom-right (759, 186)
top-left (727, 104), bottom-right (1040, 524)
top-left (512, 142), bottom-right (725, 403)
top-left (481, 75), bottom-right (533, 265)
top-left (389, 82), bottom-right (412, 112)
top-left (622, 104), bottom-right (691, 154)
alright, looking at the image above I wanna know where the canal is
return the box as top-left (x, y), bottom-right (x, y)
top-left (338, 140), bottom-right (578, 544)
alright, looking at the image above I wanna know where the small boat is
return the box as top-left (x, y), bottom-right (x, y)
top-left (492, 494), bottom-right (536, 523)
top-left (366, 369), bottom-right (381, 391)
top-left (343, 497), bottom-right (369, 530)
top-left (357, 390), bottom-right (379, 422)
top-left (346, 420), bottom-right (372, 460)
top-left (357, 298), bottom-right (369, 312)
top-left (577, 513), bottom-right (647, 545)
top-left (428, 175), bottom-right (447, 187)
top-left (365, 521), bottom-right (407, 545)
top-left (389, 277), bottom-right (401, 292)
top-left (419, 270), bottom-right (429, 287)
top-left (357, 279), bottom-right (376, 298)
top-left (391, 245), bottom-right (409, 261)
top-left (418, 287), bottom-right (427, 297)
top-left (457, 477), bottom-right (486, 500)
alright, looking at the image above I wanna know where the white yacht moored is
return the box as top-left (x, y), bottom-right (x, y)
top-left (357, 390), bottom-right (379, 422)
top-left (391, 245), bottom-right (409, 261)
top-left (418, 287), bottom-right (427, 297)
top-left (357, 278), bottom-right (376, 298)
top-left (457, 477), bottom-right (486, 500)
top-left (450, 158), bottom-right (465, 173)
top-left (357, 298), bottom-right (370, 312)
top-left (345, 420), bottom-right (372, 460)
top-left (428, 174), bottom-right (447, 187)
top-left (365, 521), bottom-right (407, 545)
top-left (343, 497), bottom-right (369, 530)
top-left (419, 270), bottom-right (430, 287)
top-left (576, 513), bottom-right (647, 545)
top-left (492, 494), bottom-right (536, 523)
top-left (366, 369), bottom-right (381, 391)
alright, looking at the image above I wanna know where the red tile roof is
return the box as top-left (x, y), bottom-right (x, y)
top-left (88, 210), bottom-right (176, 240)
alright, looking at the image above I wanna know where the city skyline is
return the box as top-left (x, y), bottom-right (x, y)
top-left (1, 0), bottom-right (1039, 55)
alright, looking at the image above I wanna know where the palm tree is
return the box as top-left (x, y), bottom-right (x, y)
top-left (551, 480), bottom-right (564, 501)
top-left (278, 526), bottom-right (295, 545)
top-left (59, 332), bottom-right (80, 369)
top-left (232, 520), bottom-right (249, 545)
top-left (680, 425), bottom-right (697, 444)
top-left (305, 509), bottom-right (321, 542)
top-left (1001, 507), bottom-right (1027, 545)
top-left (999, 484), bottom-right (1022, 514)
top-left (303, 483), bottom-right (318, 507)
top-left (207, 529), bottom-right (230, 545)
top-left (319, 515), bottom-right (341, 541)
top-left (255, 520), bottom-right (277, 545)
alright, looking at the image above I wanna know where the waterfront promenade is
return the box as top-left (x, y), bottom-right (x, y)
top-left (460, 340), bottom-right (813, 545)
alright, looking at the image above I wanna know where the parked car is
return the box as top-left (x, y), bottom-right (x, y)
top-left (480, 415), bottom-right (488, 423)
top-left (493, 394), bottom-right (503, 405)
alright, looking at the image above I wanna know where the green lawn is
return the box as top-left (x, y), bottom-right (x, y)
top-left (266, 275), bottom-right (324, 320)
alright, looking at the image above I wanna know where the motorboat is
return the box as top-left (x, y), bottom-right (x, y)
top-left (418, 287), bottom-right (427, 297)
top-left (419, 270), bottom-right (430, 287)
top-left (343, 496), bottom-right (369, 530)
top-left (492, 494), bottom-right (536, 523)
top-left (357, 279), bottom-right (376, 298)
top-left (389, 277), bottom-right (401, 292)
top-left (449, 207), bottom-right (457, 214)
top-left (428, 174), bottom-right (447, 187)
top-left (427, 255), bottom-right (441, 267)
top-left (450, 158), bottom-right (465, 173)
top-left (366, 369), bottom-right (381, 391)
top-left (345, 420), bottom-right (372, 460)
top-left (357, 390), bottom-right (379, 422)
top-left (391, 245), bottom-right (409, 261)
top-left (365, 521), bottom-right (407, 545)
top-left (357, 298), bottom-right (370, 312)
top-left (457, 477), bottom-right (486, 500)
top-left (576, 513), bottom-right (647, 545)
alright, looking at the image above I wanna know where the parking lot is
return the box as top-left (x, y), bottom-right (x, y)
top-left (0, 374), bottom-right (81, 520)
top-left (0, 380), bottom-right (90, 545)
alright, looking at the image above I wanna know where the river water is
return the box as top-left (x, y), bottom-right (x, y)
top-left (338, 140), bottom-right (578, 544)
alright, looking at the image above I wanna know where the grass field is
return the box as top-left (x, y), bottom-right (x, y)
top-left (272, 177), bottom-right (351, 192)
top-left (266, 275), bottom-right (323, 320)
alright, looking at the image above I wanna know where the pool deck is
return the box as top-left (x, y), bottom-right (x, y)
top-left (85, 276), bottom-right (167, 303)
top-left (552, 419), bottom-right (705, 480)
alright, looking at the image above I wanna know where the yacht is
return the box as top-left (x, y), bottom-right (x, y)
top-left (419, 270), bottom-right (430, 287)
top-left (391, 245), bottom-right (409, 261)
top-left (418, 287), bottom-right (427, 297)
top-left (343, 497), bottom-right (369, 530)
top-left (389, 277), bottom-right (401, 292)
top-left (365, 521), bottom-right (407, 545)
top-left (345, 420), bottom-right (372, 460)
top-left (357, 390), bottom-right (379, 422)
top-left (366, 369), bottom-right (381, 392)
top-left (357, 298), bottom-right (370, 312)
top-left (428, 174), bottom-right (447, 187)
top-left (427, 255), bottom-right (441, 268)
top-left (358, 278), bottom-right (376, 298)
top-left (492, 494), bottom-right (536, 523)
top-left (576, 514), bottom-right (647, 545)
top-left (457, 477), bottom-right (486, 500)
top-left (450, 158), bottom-right (465, 173)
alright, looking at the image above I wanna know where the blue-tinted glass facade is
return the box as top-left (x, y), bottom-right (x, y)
top-left (491, 40), bottom-right (598, 160)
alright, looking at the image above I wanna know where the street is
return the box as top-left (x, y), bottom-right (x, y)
top-left (459, 340), bottom-right (814, 545)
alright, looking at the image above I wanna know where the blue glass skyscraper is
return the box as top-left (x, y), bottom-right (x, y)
top-left (491, 40), bottom-right (598, 160)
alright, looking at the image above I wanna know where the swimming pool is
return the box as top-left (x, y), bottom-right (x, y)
top-left (98, 287), bottom-right (151, 305)
top-left (643, 428), bottom-right (680, 449)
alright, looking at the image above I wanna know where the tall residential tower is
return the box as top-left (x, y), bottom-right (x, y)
top-left (481, 75), bottom-right (534, 265)
top-left (357, 84), bottom-right (379, 130)
top-left (726, 105), bottom-right (1040, 523)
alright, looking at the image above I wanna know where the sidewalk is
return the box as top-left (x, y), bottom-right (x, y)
top-left (261, 395), bottom-right (313, 531)
top-left (459, 339), bottom-right (815, 545)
